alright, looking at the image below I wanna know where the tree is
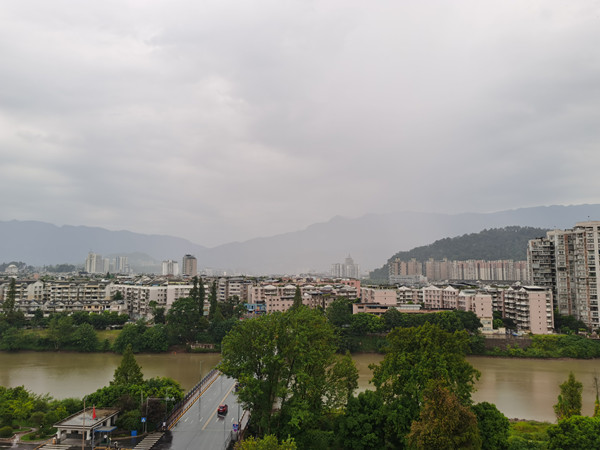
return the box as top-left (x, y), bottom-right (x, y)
top-left (148, 301), bottom-right (165, 324)
top-left (112, 344), bottom-right (144, 386)
top-left (2, 278), bottom-right (23, 326)
top-left (142, 325), bottom-right (169, 352)
top-left (326, 297), bottom-right (354, 328)
top-left (221, 295), bottom-right (245, 320)
top-left (370, 323), bottom-right (480, 443)
top-left (292, 286), bottom-right (302, 309)
top-left (113, 323), bottom-right (145, 353)
top-left (472, 402), bottom-right (510, 450)
top-left (2, 278), bottom-right (16, 314)
top-left (165, 297), bottom-right (204, 344)
top-left (72, 323), bottom-right (99, 352)
top-left (208, 281), bottom-right (218, 320)
top-left (31, 309), bottom-right (44, 328)
top-left (335, 390), bottom-right (389, 450)
top-left (47, 315), bottom-right (74, 350)
top-left (547, 416), bottom-right (600, 449)
top-left (407, 380), bottom-right (481, 450)
top-left (554, 372), bottom-right (583, 421)
top-left (189, 276), bottom-right (206, 317)
top-left (220, 307), bottom-right (358, 439)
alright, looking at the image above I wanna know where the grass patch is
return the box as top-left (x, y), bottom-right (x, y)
top-left (97, 329), bottom-right (121, 344)
top-left (21, 430), bottom-right (56, 441)
top-left (509, 420), bottom-right (551, 449)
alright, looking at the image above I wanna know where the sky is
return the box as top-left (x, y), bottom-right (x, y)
top-left (2, 1), bottom-right (600, 247)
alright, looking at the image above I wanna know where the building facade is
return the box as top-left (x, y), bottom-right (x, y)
top-left (182, 254), bottom-right (197, 277)
top-left (527, 221), bottom-right (600, 329)
top-left (389, 257), bottom-right (528, 283)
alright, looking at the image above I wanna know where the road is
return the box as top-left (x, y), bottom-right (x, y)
top-left (155, 374), bottom-right (242, 450)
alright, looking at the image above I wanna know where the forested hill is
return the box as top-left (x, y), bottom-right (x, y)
top-left (368, 226), bottom-right (548, 281)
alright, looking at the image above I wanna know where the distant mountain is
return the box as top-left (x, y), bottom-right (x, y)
top-left (0, 220), bottom-right (205, 269)
top-left (368, 226), bottom-right (548, 281)
top-left (2, 204), bottom-right (600, 274)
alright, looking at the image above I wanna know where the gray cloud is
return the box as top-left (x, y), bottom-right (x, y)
top-left (1, 0), bottom-right (600, 246)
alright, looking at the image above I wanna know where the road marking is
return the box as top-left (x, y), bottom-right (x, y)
top-left (201, 382), bottom-right (236, 430)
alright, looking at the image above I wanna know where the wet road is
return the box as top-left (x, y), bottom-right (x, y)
top-left (155, 375), bottom-right (242, 450)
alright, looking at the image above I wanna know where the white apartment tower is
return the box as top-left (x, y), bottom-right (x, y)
top-left (162, 260), bottom-right (180, 276)
top-left (528, 221), bottom-right (600, 329)
top-left (85, 252), bottom-right (104, 274)
top-left (331, 255), bottom-right (360, 279)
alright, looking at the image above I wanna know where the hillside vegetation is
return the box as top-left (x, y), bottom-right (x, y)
top-left (369, 226), bottom-right (548, 281)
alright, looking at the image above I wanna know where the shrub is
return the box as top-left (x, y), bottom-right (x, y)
top-left (0, 426), bottom-right (14, 438)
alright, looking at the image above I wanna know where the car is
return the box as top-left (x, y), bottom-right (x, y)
top-left (217, 404), bottom-right (228, 416)
top-left (234, 382), bottom-right (240, 392)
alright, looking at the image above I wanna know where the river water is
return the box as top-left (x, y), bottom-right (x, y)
top-left (2, 352), bottom-right (599, 422)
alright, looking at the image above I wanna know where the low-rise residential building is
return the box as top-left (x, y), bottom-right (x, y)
top-left (502, 286), bottom-right (554, 334)
top-left (353, 284), bottom-right (553, 334)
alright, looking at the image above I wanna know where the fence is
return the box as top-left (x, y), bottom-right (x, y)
top-left (159, 368), bottom-right (220, 430)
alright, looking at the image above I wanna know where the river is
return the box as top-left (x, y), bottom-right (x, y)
top-left (2, 352), bottom-right (599, 422)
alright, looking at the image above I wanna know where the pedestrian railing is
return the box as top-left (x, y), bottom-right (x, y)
top-left (160, 368), bottom-right (220, 430)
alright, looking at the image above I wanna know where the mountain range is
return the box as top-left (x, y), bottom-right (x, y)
top-left (2, 203), bottom-right (600, 274)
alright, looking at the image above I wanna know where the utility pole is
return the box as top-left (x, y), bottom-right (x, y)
top-left (82, 396), bottom-right (86, 450)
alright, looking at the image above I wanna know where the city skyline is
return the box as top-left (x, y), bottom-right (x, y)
top-left (2, 1), bottom-right (600, 247)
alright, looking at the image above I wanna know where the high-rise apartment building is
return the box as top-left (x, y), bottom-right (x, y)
top-left (331, 255), bottom-right (360, 279)
top-left (162, 260), bottom-right (180, 276)
top-left (527, 221), bottom-right (600, 329)
top-left (116, 256), bottom-right (129, 273)
top-left (182, 254), bottom-right (197, 277)
top-left (85, 252), bottom-right (104, 274)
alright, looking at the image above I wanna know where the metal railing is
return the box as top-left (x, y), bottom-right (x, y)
top-left (160, 368), bottom-right (220, 430)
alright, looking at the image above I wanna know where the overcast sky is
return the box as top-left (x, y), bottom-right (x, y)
top-left (1, 1), bottom-right (600, 247)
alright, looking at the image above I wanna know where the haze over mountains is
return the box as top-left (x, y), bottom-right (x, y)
top-left (3, 204), bottom-right (600, 275)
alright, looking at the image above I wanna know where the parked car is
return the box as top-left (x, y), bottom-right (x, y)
top-left (217, 404), bottom-right (228, 416)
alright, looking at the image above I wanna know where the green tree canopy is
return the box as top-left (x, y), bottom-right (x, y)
top-left (208, 281), bottom-right (218, 320)
top-left (2, 278), bottom-right (16, 314)
top-left (165, 296), bottom-right (206, 344)
top-left (292, 286), bottom-right (302, 309)
top-left (72, 323), bottom-right (99, 352)
top-left (547, 416), bottom-right (600, 450)
top-left (554, 372), bottom-right (583, 421)
top-left (326, 297), bottom-right (354, 328)
top-left (335, 389), bottom-right (389, 450)
top-left (220, 307), bottom-right (358, 440)
top-left (112, 344), bottom-right (144, 386)
top-left (472, 401), bottom-right (510, 450)
top-left (371, 323), bottom-right (480, 442)
top-left (407, 380), bottom-right (481, 450)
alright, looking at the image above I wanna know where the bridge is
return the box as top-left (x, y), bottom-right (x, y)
top-left (152, 370), bottom-right (248, 450)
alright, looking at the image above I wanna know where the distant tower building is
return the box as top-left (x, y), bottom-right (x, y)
top-left (162, 260), bottom-right (180, 276)
top-left (182, 254), bottom-right (197, 276)
top-left (85, 252), bottom-right (104, 274)
top-left (116, 256), bottom-right (129, 273)
top-left (331, 255), bottom-right (360, 279)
